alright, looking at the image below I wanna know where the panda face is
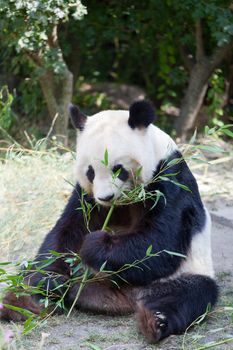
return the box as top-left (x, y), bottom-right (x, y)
top-left (72, 102), bottom-right (177, 206)
top-left (76, 116), bottom-right (141, 206)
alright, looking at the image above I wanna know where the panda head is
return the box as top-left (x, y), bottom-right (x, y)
top-left (70, 101), bottom-right (176, 207)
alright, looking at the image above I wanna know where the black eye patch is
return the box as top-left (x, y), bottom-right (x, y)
top-left (86, 165), bottom-right (95, 183)
top-left (112, 164), bottom-right (129, 182)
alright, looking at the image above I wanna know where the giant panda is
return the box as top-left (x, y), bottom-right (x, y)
top-left (1, 101), bottom-right (218, 342)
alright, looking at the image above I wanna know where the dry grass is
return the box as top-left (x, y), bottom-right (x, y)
top-left (0, 150), bottom-right (74, 262)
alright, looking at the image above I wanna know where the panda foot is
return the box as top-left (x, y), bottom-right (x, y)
top-left (137, 307), bottom-right (168, 343)
top-left (0, 292), bottom-right (41, 322)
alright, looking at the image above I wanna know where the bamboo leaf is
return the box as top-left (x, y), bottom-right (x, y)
top-left (195, 144), bottom-right (224, 153)
top-left (166, 157), bottom-right (183, 167)
top-left (221, 128), bottom-right (233, 138)
top-left (86, 342), bottom-right (103, 350)
top-left (164, 250), bottom-right (186, 258)
top-left (101, 149), bottom-right (109, 166)
top-left (135, 166), bottom-right (143, 178)
top-left (189, 128), bottom-right (197, 144)
top-left (4, 304), bottom-right (35, 318)
top-left (146, 245), bottom-right (153, 256)
top-left (162, 172), bottom-right (179, 177)
top-left (99, 261), bottom-right (107, 272)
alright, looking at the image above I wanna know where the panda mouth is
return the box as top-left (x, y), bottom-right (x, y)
top-left (96, 194), bottom-right (115, 207)
top-left (96, 199), bottom-right (113, 207)
top-left (97, 194), bottom-right (114, 202)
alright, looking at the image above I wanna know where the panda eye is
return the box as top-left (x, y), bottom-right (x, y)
top-left (86, 165), bottom-right (95, 183)
top-left (112, 164), bottom-right (129, 182)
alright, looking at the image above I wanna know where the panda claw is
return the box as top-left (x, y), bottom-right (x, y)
top-left (138, 307), bottom-right (168, 342)
top-left (154, 311), bottom-right (166, 321)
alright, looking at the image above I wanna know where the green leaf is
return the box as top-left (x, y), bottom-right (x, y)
top-left (204, 126), bottom-right (217, 135)
top-left (166, 157), bottom-right (183, 168)
top-left (162, 172), bottom-right (179, 177)
top-left (49, 250), bottom-right (63, 257)
top-left (44, 298), bottom-right (49, 308)
top-left (195, 144), bottom-right (224, 153)
top-left (112, 167), bottom-right (121, 179)
top-left (72, 262), bottom-right (83, 275)
top-left (170, 180), bottom-right (191, 192)
top-left (164, 250), bottom-right (186, 258)
top-left (189, 128), bottom-right (197, 144)
top-left (99, 261), bottom-right (107, 272)
top-left (135, 166), bottom-right (143, 178)
top-left (65, 257), bottom-right (76, 266)
top-left (36, 257), bottom-right (57, 270)
top-left (150, 190), bottom-right (166, 210)
top-left (0, 261), bottom-right (13, 266)
top-left (23, 316), bottom-right (39, 334)
top-left (86, 342), bottom-right (103, 350)
top-left (4, 304), bottom-right (35, 318)
top-left (101, 149), bottom-right (109, 166)
top-left (159, 176), bottom-right (191, 192)
top-left (220, 124), bottom-right (233, 129)
top-left (146, 245), bottom-right (153, 256)
top-left (221, 128), bottom-right (233, 138)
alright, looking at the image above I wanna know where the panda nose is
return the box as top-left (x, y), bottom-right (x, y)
top-left (98, 194), bottom-right (114, 202)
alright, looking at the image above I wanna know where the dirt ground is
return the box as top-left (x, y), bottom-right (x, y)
top-left (0, 151), bottom-right (233, 350)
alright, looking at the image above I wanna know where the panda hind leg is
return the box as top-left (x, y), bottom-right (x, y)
top-left (67, 281), bottom-right (136, 315)
top-left (136, 274), bottom-right (218, 343)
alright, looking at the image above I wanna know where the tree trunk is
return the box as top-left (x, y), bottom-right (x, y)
top-left (174, 62), bottom-right (209, 141)
top-left (39, 67), bottom-right (73, 145)
top-left (175, 29), bottom-right (233, 141)
top-left (25, 26), bottom-right (74, 145)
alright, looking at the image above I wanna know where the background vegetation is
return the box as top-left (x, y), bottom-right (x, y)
top-left (0, 0), bottom-right (233, 145)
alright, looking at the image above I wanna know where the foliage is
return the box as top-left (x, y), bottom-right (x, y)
top-left (0, 86), bottom-right (14, 131)
top-left (0, 1), bottom-right (233, 141)
top-left (206, 69), bottom-right (225, 125)
top-left (0, 0), bottom-right (87, 74)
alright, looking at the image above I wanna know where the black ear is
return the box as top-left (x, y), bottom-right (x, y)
top-left (128, 100), bottom-right (156, 129)
top-left (69, 103), bottom-right (87, 131)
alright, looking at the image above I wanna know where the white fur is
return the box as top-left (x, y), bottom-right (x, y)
top-left (178, 208), bottom-right (214, 277)
top-left (75, 109), bottom-right (177, 205)
top-left (165, 208), bottom-right (214, 280)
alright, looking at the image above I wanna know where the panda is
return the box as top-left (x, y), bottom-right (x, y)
top-left (1, 101), bottom-right (218, 342)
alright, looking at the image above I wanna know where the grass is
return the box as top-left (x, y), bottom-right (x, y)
top-left (0, 149), bottom-right (74, 262)
top-left (0, 140), bottom-right (233, 349)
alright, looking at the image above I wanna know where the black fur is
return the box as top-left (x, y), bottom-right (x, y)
top-left (69, 103), bottom-right (87, 131)
top-left (128, 100), bottom-right (156, 129)
top-left (86, 165), bottom-right (95, 183)
top-left (25, 183), bottom-right (91, 291)
top-left (138, 274), bottom-right (218, 341)
top-left (112, 164), bottom-right (129, 182)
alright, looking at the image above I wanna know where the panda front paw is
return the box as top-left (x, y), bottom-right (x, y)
top-left (80, 230), bottom-right (113, 270)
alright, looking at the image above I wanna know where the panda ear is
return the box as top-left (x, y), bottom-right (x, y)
top-left (69, 103), bottom-right (87, 131)
top-left (128, 100), bottom-right (156, 129)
